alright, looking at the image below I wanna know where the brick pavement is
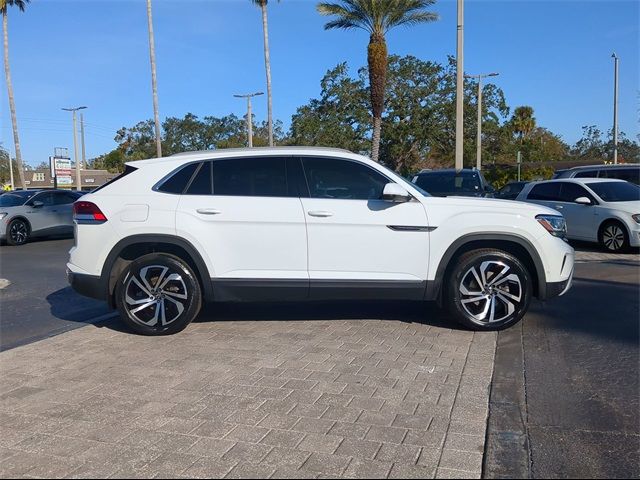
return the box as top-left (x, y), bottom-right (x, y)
top-left (0, 318), bottom-right (495, 479)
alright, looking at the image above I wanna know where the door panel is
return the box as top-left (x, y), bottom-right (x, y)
top-left (302, 198), bottom-right (430, 282)
top-left (177, 195), bottom-right (308, 279)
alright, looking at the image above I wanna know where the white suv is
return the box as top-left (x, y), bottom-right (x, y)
top-left (68, 147), bottom-right (574, 335)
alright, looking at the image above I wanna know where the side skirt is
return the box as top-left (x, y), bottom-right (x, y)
top-left (211, 279), bottom-right (428, 302)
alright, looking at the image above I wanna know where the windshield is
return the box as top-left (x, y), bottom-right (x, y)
top-left (0, 191), bottom-right (38, 207)
top-left (589, 181), bottom-right (640, 202)
top-left (415, 171), bottom-right (481, 194)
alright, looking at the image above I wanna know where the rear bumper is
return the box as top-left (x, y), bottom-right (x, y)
top-left (67, 268), bottom-right (106, 301)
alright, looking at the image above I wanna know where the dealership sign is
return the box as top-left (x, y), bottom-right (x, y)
top-left (49, 156), bottom-right (73, 185)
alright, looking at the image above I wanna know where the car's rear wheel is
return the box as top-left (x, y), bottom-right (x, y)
top-left (6, 218), bottom-right (29, 246)
top-left (599, 220), bottom-right (629, 253)
top-left (115, 253), bottom-right (202, 335)
top-left (445, 249), bottom-right (532, 331)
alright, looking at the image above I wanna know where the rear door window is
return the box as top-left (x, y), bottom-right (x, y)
top-left (157, 163), bottom-right (200, 194)
top-left (527, 183), bottom-right (561, 201)
top-left (186, 161), bottom-right (213, 195)
top-left (213, 157), bottom-right (288, 197)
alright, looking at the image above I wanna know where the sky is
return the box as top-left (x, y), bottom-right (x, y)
top-left (1, 0), bottom-right (638, 167)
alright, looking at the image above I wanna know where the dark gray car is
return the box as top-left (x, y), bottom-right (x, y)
top-left (0, 190), bottom-right (83, 246)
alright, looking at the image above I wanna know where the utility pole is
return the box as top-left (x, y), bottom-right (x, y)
top-left (611, 53), bottom-right (619, 164)
top-left (465, 72), bottom-right (499, 171)
top-left (517, 151), bottom-right (522, 181)
top-left (80, 112), bottom-right (87, 169)
top-left (454, 0), bottom-right (464, 170)
top-left (147, 0), bottom-right (162, 158)
top-left (62, 106), bottom-right (86, 191)
top-left (8, 155), bottom-right (14, 190)
top-left (234, 92), bottom-right (264, 148)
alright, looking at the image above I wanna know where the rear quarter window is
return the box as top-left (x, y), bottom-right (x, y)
top-left (157, 163), bottom-right (200, 194)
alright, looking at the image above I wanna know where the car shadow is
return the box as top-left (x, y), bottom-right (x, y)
top-left (45, 286), bottom-right (112, 324)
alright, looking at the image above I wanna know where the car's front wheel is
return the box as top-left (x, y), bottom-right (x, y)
top-left (599, 220), bottom-right (629, 253)
top-left (115, 253), bottom-right (202, 335)
top-left (446, 249), bottom-right (532, 331)
top-left (6, 218), bottom-right (30, 246)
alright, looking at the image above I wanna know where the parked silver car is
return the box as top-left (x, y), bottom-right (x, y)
top-left (0, 189), bottom-right (83, 246)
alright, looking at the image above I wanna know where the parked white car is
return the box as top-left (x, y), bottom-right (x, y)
top-left (515, 178), bottom-right (640, 252)
top-left (67, 147), bottom-right (574, 335)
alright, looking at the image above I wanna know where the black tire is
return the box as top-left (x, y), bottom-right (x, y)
top-left (6, 218), bottom-right (30, 246)
top-left (115, 253), bottom-right (202, 335)
top-left (445, 248), bottom-right (533, 331)
top-left (599, 220), bottom-right (629, 253)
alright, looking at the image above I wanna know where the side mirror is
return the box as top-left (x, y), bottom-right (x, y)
top-left (32, 201), bottom-right (44, 208)
top-left (382, 183), bottom-right (412, 203)
top-left (575, 197), bottom-right (592, 205)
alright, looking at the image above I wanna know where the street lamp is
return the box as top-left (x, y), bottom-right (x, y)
top-left (611, 53), bottom-right (619, 164)
top-left (62, 106), bottom-right (87, 191)
top-left (465, 72), bottom-right (499, 171)
top-left (234, 92), bottom-right (264, 148)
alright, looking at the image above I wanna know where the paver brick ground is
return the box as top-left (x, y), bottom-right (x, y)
top-left (0, 316), bottom-right (495, 479)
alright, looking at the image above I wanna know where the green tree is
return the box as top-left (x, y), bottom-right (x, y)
top-left (317, 0), bottom-right (438, 163)
top-left (2, 0), bottom-right (29, 190)
top-left (251, 0), bottom-right (278, 146)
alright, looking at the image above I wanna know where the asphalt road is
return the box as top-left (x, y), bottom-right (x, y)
top-left (522, 260), bottom-right (640, 478)
top-left (0, 237), bottom-right (112, 352)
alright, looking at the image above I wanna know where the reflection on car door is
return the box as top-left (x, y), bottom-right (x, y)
top-left (300, 157), bottom-right (430, 299)
top-left (25, 192), bottom-right (58, 235)
top-left (51, 191), bottom-right (78, 234)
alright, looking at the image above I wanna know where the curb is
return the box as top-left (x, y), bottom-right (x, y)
top-left (483, 322), bottom-right (530, 478)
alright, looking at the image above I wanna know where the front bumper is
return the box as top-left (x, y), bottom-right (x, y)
top-left (67, 268), bottom-right (106, 301)
top-left (544, 267), bottom-right (574, 299)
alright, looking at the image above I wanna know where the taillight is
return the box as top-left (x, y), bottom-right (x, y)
top-left (73, 201), bottom-right (107, 224)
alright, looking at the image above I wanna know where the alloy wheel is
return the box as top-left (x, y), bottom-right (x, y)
top-left (602, 224), bottom-right (625, 251)
top-left (458, 260), bottom-right (523, 324)
top-left (124, 265), bottom-right (188, 327)
top-left (9, 221), bottom-right (28, 245)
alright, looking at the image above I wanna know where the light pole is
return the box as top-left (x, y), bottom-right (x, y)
top-left (465, 72), bottom-right (499, 171)
top-left (62, 106), bottom-right (86, 191)
top-left (611, 53), bottom-right (619, 164)
top-left (454, 0), bottom-right (464, 170)
top-left (80, 112), bottom-right (87, 169)
top-left (234, 92), bottom-right (264, 148)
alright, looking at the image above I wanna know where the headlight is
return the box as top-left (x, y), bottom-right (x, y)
top-left (632, 214), bottom-right (640, 224)
top-left (536, 214), bottom-right (567, 238)
top-left (0, 213), bottom-right (7, 220)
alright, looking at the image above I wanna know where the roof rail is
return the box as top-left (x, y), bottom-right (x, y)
top-left (171, 146), bottom-right (354, 157)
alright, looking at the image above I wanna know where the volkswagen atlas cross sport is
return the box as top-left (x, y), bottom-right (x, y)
top-left (67, 147), bottom-right (574, 335)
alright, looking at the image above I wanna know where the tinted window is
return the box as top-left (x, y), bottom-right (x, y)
top-left (528, 183), bottom-right (561, 201)
top-left (52, 192), bottom-right (79, 205)
top-left (214, 157), bottom-right (287, 197)
top-left (0, 191), bottom-right (37, 207)
top-left (158, 163), bottom-right (199, 194)
top-left (415, 171), bottom-right (481, 195)
top-left (302, 158), bottom-right (389, 200)
top-left (574, 170), bottom-right (599, 179)
top-left (589, 181), bottom-right (640, 202)
top-left (186, 162), bottom-right (212, 195)
top-left (559, 183), bottom-right (595, 203)
top-left (603, 168), bottom-right (640, 185)
top-left (31, 192), bottom-right (56, 206)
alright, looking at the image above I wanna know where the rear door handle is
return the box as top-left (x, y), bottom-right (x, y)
top-left (554, 205), bottom-right (564, 209)
top-left (196, 208), bottom-right (221, 215)
top-left (308, 210), bottom-right (333, 218)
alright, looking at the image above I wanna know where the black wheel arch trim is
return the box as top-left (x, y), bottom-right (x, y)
top-left (425, 232), bottom-right (548, 302)
top-left (100, 234), bottom-right (213, 306)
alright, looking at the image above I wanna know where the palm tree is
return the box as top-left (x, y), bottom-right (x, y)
top-left (511, 106), bottom-right (536, 143)
top-left (2, 0), bottom-right (29, 190)
top-left (318, 0), bottom-right (438, 162)
top-left (251, 0), bottom-right (277, 147)
top-left (146, 0), bottom-right (162, 157)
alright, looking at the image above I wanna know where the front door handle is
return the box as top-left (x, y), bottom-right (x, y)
top-left (196, 208), bottom-right (221, 215)
top-left (554, 205), bottom-right (564, 210)
top-left (308, 210), bottom-right (333, 218)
